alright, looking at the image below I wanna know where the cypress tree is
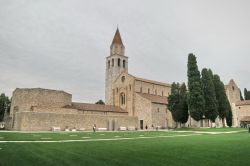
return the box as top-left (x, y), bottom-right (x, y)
top-left (239, 89), bottom-right (244, 101)
top-left (187, 53), bottom-right (205, 121)
top-left (201, 68), bottom-right (218, 122)
top-left (244, 88), bottom-right (248, 100)
top-left (213, 75), bottom-right (230, 127)
top-left (179, 83), bottom-right (189, 124)
top-left (226, 99), bottom-right (233, 127)
top-left (244, 88), bottom-right (250, 100)
top-left (0, 93), bottom-right (10, 121)
top-left (167, 82), bottom-right (180, 123)
top-left (168, 83), bottom-right (189, 126)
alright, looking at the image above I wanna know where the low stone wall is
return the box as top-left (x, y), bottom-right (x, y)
top-left (14, 111), bottom-right (138, 131)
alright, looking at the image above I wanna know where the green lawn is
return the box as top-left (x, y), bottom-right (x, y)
top-left (0, 128), bottom-right (249, 166)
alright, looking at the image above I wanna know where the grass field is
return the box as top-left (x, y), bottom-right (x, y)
top-left (0, 128), bottom-right (249, 166)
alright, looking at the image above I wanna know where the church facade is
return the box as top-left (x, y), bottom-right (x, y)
top-left (105, 29), bottom-right (173, 129)
top-left (4, 29), bottom-right (250, 131)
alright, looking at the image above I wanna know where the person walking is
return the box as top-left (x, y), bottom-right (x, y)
top-left (93, 124), bottom-right (96, 132)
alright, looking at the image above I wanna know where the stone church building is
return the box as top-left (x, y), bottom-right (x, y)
top-left (5, 29), bottom-right (250, 131)
top-left (6, 29), bottom-right (173, 131)
top-left (105, 29), bottom-right (173, 130)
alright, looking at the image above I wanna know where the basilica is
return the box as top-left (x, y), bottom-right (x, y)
top-left (5, 29), bottom-right (250, 131)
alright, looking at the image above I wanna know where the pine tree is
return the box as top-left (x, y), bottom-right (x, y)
top-left (187, 53), bottom-right (205, 121)
top-left (201, 68), bottom-right (218, 122)
top-left (213, 75), bottom-right (230, 127)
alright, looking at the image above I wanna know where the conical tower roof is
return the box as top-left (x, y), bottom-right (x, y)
top-left (111, 28), bottom-right (124, 46)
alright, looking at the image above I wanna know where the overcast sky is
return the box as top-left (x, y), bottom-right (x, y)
top-left (0, 0), bottom-right (249, 102)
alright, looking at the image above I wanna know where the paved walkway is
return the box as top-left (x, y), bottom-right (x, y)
top-left (0, 134), bottom-right (202, 143)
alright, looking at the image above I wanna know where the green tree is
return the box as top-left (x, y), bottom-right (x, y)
top-left (213, 75), bottom-right (230, 127)
top-left (239, 89), bottom-right (244, 101)
top-left (179, 83), bottom-right (189, 124)
top-left (244, 88), bottom-right (250, 100)
top-left (0, 93), bottom-right (11, 121)
top-left (187, 53), bottom-right (205, 121)
top-left (167, 82), bottom-right (180, 123)
top-left (168, 82), bottom-right (189, 126)
top-left (201, 68), bottom-right (218, 122)
top-left (95, 100), bottom-right (105, 105)
top-left (226, 99), bottom-right (233, 127)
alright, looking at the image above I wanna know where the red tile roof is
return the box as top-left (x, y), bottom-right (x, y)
top-left (134, 76), bottom-right (171, 87)
top-left (138, 93), bottom-right (168, 104)
top-left (65, 102), bottom-right (127, 113)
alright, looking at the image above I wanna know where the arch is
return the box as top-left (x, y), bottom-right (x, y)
top-left (112, 59), bottom-right (114, 67)
top-left (118, 58), bottom-right (120, 67)
top-left (120, 93), bottom-right (126, 105)
top-left (123, 60), bottom-right (126, 68)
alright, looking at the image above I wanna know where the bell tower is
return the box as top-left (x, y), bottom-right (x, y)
top-left (105, 28), bottom-right (128, 105)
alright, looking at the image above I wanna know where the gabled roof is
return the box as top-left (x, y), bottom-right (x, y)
top-left (134, 76), bottom-right (171, 87)
top-left (236, 100), bottom-right (250, 106)
top-left (111, 28), bottom-right (124, 46)
top-left (137, 93), bottom-right (168, 104)
top-left (65, 102), bottom-right (127, 113)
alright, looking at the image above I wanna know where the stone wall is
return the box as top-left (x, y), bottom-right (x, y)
top-left (10, 88), bottom-right (72, 117)
top-left (236, 104), bottom-right (250, 126)
top-left (14, 111), bottom-right (138, 131)
top-left (134, 93), bottom-right (152, 129)
top-left (151, 103), bottom-right (173, 128)
top-left (225, 80), bottom-right (241, 104)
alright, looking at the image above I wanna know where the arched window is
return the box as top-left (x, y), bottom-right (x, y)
top-left (112, 59), bottom-right (114, 67)
top-left (148, 88), bottom-right (150, 94)
top-left (140, 87), bottom-right (142, 93)
top-left (118, 58), bottom-right (120, 67)
top-left (108, 60), bottom-right (110, 69)
top-left (155, 90), bottom-right (157, 95)
top-left (123, 60), bottom-right (126, 68)
top-left (120, 93), bottom-right (125, 105)
top-left (129, 84), bottom-right (131, 91)
top-left (162, 91), bottom-right (164, 96)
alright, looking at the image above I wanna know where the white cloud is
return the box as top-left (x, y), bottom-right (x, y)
top-left (0, 0), bottom-right (249, 102)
